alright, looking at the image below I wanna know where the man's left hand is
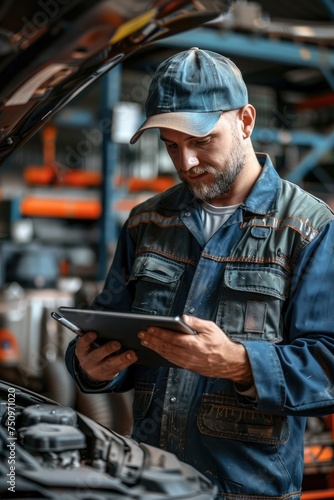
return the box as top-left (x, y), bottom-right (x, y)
top-left (138, 314), bottom-right (253, 386)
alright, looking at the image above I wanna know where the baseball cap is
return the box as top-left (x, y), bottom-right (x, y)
top-left (130, 47), bottom-right (248, 144)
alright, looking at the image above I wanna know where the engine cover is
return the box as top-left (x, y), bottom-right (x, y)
top-left (0, 380), bottom-right (217, 499)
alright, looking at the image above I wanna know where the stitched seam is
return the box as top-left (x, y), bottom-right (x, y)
top-left (201, 254), bottom-right (291, 272)
top-left (240, 215), bottom-right (318, 242)
top-left (135, 248), bottom-right (197, 266)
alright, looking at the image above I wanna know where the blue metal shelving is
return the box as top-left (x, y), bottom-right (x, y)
top-left (154, 27), bottom-right (334, 186)
top-left (97, 26), bottom-right (334, 274)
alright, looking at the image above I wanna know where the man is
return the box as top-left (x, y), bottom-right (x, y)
top-left (66, 48), bottom-right (334, 498)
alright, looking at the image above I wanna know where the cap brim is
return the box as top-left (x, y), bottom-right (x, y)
top-left (130, 111), bottom-right (222, 144)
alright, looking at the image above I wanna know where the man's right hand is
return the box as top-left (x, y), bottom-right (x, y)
top-left (75, 332), bottom-right (138, 382)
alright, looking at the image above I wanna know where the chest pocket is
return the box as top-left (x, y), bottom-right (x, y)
top-left (217, 264), bottom-right (290, 342)
top-left (128, 254), bottom-right (185, 315)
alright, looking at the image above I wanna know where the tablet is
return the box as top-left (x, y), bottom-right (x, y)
top-left (59, 307), bottom-right (196, 367)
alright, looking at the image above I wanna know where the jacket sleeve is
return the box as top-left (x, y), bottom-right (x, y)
top-left (242, 220), bottom-right (334, 415)
top-left (64, 220), bottom-right (136, 393)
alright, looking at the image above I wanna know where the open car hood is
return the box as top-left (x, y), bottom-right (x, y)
top-left (0, 0), bottom-right (230, 165)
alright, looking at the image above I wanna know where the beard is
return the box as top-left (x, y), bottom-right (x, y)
top-left (178, 130), bottom-right (245, 202)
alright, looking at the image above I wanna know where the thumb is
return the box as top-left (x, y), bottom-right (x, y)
top-left (181, 314), bottom-right (211, 333)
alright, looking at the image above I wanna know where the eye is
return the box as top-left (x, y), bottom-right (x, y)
top-left (196, 138), bottom-right (211, 145)
top-left (166, 142), bottom-right (178, 151)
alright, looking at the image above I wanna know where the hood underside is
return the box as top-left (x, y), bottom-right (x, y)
top-left (0, 0), bottom-right (230, 165)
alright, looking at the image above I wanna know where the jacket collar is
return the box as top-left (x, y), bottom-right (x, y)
top-left (159, 153), bottom-right (281, 216)
top-left (241, 153), bottom-right (281, 216)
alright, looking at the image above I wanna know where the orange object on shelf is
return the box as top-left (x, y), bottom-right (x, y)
top-left (296, 92), bottom-right (334, 111)
top-left (0, 329), bottom-right (19, 366)
top-left (24, 126), bottom-right (58, 185)
top-left (301, 489), bottom-right (334, 499)
top-left (24, 125), bottom-right (102, 187)
top-left (127, 176), bottom-right (175, 192)
top-left (20, 197), bottom-right (102, 219)
top-left (61, 170), bottom-right (102, 187)
top-left (324, 414), bottom-right (334, 440)
top-left (24, 164), bottom-right (56, 185)
top-left (304, 445), bottom-right (334, 464)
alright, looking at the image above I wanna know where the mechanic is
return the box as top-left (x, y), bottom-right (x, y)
top-left (66, 47), bottom-right (334, 499)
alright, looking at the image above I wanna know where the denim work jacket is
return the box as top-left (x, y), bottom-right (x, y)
top-left (66, 154), bottom-right (334, 499)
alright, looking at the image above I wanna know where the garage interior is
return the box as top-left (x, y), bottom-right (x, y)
top-left (0, 1), bottom-right (334, 498)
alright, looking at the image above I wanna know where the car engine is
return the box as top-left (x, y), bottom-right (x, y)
top-left (0, 380), bottom-right (217, 499)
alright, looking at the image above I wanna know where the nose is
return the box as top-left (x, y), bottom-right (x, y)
top-left (178, 147), bottom-right (200, 171)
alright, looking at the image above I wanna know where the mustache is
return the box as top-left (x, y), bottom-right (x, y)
top-left (179, 165), bottom-right (216, 177)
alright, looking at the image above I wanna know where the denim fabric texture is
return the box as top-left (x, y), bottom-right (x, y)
top-left (66, 154), bottom-right (334, 499)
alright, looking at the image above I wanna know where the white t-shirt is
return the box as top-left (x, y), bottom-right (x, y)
top-left (201, 201), bottom-right (240, 241)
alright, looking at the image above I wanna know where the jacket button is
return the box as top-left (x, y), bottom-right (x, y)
top-left (184, 211), bottom-right (191, 217)
top-left (170, 397), bottom-right (177, 403)
top-left (188, 307), bottom-right (195, 314)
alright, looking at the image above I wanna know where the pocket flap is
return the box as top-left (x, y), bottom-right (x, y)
top-left (130, 254), bottom-right (185, 283)
top-left (225, 266), bottom-right (288, 299)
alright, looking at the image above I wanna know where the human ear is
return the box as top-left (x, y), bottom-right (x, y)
top-left (240, 104), bottom-right (256, 139)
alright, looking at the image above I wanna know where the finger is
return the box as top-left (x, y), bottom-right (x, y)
top-left (87, 349), bottom-right (138, 381)
top-left (103, 350), bottom-right (138, 373)
top-left (84, 339), bottom-right (123, 363)
top-left (76, 332), bottom-right (98, 355)
top-left (76, 333), bottom-right (121, 363)
top-left (138, 328), bottom-right (177, 346)
top-left (181, 314), bottom-right (217, 333)
top-left (138, 330), bottom-right (191, 357)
